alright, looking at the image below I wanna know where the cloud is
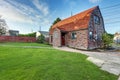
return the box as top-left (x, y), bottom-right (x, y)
top-left (32, 0), bottom-right (49, 16)
top-left (89, 0), bottom-right (102, 3)
top-left (0, 0), bottom-right (53, 34)
top-left (0, 0), bottom-right (51, 27)
top-left (0, 0), bottom-right (33, 23)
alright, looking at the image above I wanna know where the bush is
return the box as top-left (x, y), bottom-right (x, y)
top-left (37, 34), bottom-right (45, 43)
top-left (19, 32), bottom-right (36, 37)
top-left (102, 33), bottom-right (113, 48)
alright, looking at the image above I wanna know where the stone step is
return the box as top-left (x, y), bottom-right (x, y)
top-left (101, 62), bottom-right (120, 76)
top-left (118, 76), bottom-right (120, 80)
top-left (87, 57), bottom-right (120, 76)
top-left (87, 57), bottom-right (105, 67)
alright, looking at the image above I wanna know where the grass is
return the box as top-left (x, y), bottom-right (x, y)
top-left (0, 43), bottom-right (118, 80)
top-left (0, 42), bottom-right (51, 47)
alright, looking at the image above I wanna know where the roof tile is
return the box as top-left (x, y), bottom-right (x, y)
top-left (50, 6), bottom-right (98, 34)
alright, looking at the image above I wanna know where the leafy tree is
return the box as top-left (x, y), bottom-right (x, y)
top-left (108, 33), bottom-right (114, 39)
top-left (0, 27), bottom-right (6, 35)
top-left (28, 32), bottom-right (36, 37)
top-left (19, 32), bottom-right (36, 37)
top-left (49, 17), bottom-right (61, 30)
top-left (102, 33), bottom-right (113, 48)
top-left (37, 34), bottom-right (45, 43)
top-left (52, 17), bottom-right (61, 25)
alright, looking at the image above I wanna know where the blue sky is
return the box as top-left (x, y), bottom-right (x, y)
top-left (0, 0), bottom-right (120, 34)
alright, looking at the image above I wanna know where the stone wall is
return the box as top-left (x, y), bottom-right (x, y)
top-left (88, 7), bottom-right (105, 49)
top-left (53, 28), bottom-right (61, 47)
top-left (65, 29), bottom-right (88, 50)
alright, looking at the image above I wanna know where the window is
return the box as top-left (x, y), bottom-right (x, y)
top-left (89, 32), bottom-right (93, 40)
top-left (71, 32), bottom-right (77, 39)
top-left (94, 15), bottom-right (100, 24)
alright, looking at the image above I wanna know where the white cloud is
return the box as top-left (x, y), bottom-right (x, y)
top-left (89, 0), bottom-right (102, 3)
top-left (0, 0), bottom-right (51, 33)
top-left (32, 0), bottom-right (49, 16)
top-left (0, 0), bottom-right (51, 26)
top-left (0, 0), bottom-right (33, 23)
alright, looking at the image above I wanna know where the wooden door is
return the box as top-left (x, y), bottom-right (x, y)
top-left (61, 36), bottom-right (65, 45)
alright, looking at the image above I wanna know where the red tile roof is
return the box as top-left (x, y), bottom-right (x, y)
top-left (49, 6), bottom-right (98, 34)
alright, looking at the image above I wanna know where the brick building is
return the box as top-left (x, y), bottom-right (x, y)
top-left (49, 6), bottom-right (105, 50)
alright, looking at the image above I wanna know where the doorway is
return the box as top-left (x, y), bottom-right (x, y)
top-left (61, 32), bottom-right (66, 46)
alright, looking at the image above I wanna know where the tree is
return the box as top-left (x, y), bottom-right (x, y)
top-left (18, 32), bottom-right (36, 37)
top-left (37, 34), bottom-right (45, 43)
top-left (0, 27), bottom-right (6, 35)
top-left (102, 33), bottom-right (113, 48)
top-left (52, 17), bottom-right (61, 25)
top-left (108, 33), bottom-right (114, 39)
top-left (49, 17), bottom-right (61, 30)
top-left (0, 17), bottom-right (7, 35)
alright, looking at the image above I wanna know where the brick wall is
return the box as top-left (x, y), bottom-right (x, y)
top-left (0, 36), bottom-right (36, 42)
top-left (65, 30), bottom-right (88, 50)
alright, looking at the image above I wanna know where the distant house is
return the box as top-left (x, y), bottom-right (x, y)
top-left (49, 6), bottom-right (105, 50)
top-left (36, 31), bottom-right (49, 41)
top-left (8, 30), bottom-right (19, 36)
top-left (36, 31), bottom-right (49, 38)
top-left (113, 32), bottom-right (120, 44)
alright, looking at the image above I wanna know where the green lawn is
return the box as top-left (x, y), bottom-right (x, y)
top-left (0, 43), bottom-right (118, 80)
top-left (0, 42), bottom-right (51, 47)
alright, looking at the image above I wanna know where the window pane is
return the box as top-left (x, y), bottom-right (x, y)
top-left (89, 32), bottom-right (93, 40)
top-left (94, 15), bottom-right (100, 24)
top-left (71, 32), bottom-right (77, 39)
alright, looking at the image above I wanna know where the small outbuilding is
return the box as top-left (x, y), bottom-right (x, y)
top-left (36, 31), bottom-right (49, 38)
top-left (36, 31), bottom-right (49, 42)
top-left (49, 6), bottom-right (105, 50)
top-left (8, 30), bottom-right (19, 36)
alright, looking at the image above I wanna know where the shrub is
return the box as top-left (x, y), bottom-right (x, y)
top-left (102, 33), bottom-right (113, 48)
top-left (19, 32), bottom-right (36, 37)
top-left (37, 34), bottom-right (45, 43)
